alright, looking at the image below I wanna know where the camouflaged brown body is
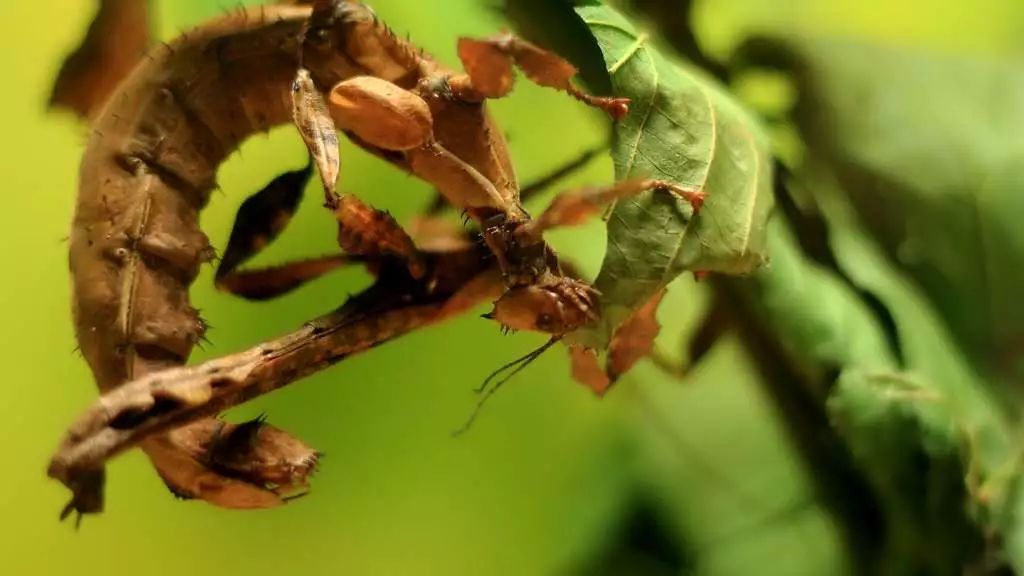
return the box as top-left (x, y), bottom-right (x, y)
top-left (69, 2), bottom-right (521, 508)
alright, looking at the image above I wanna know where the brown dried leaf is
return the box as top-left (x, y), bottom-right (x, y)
top-left (607, 289), bottom-right (666, 381)
top-left (569, 345), bottom-right (612, 396)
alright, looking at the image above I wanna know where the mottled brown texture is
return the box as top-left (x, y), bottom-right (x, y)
top-left (67, 2), bottom-right (455, 517)
top-left (63, 0), bottom-right (654, 519)
top-left (52, 242), bottom-right (499, 496)
top-left (291, 68), bottom-right (341, 206)
top-left (334, 195), bottom-right (425, 278)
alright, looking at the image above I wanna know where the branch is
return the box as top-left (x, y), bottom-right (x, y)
top-left (48, 251), bottom-right (499, 511)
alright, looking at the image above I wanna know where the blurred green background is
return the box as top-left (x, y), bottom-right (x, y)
top-left (1, 1), bottom-right (1022, 575)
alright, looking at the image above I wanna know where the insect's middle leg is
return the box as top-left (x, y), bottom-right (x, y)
top-left (446, 33), bottom-right (630, 119)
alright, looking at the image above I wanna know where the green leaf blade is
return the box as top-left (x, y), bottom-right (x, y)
top-left (742, 36), bottom-right (1024, 384)
top-left (573, 5), bottom-right (773, 346)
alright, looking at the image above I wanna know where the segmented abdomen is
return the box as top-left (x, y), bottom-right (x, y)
top-left (68, 4), bottom-right (363, 505)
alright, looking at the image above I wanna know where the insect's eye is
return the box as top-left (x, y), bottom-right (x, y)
top-left (536, 313), bottom-right (554, 329)
top-left (292, 81), bottom-right (300, 92)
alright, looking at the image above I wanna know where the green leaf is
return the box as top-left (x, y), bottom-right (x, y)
top-left (566, 4), bottom-right (774, 347)
top-left (806, 168), bottom-right (1011, 464)
top-left (734, 218), bottom-right (896, 373)
top-left (736, 199), bottom-right (1005, 573)
top-left (740, 37), bottom-right (1024, 385)
top-left (725, 162), bottom-right (1014, 570)
top-left (802, 166), bottom-right (1019, 571)
top-left (828, 370), bottom-right (986, 575)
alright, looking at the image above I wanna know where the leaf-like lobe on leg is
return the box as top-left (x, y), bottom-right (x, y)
top-left (568, 289), bottom-right (666, 393)
top-left (216, 161), bottom-right (314, 282)
top-left (569, 345), bottom-right (612, 396)
top-left (607, 289), bottom-right (666, 381)
top-left (335, 195), bottom-right (425, 278)
top-left (216, 255), bottom-right (351, 301)
top-left (456, 37), bottom-right (516, 98)
top-left (329, 76), bottom-right (433, 151)
top-left (50, 0), bottom-right (150, 119)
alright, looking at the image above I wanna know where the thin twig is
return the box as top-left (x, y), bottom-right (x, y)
top-left (49, 302), bottom-right (444, 487)
top-left (49, 248), bottom-right (498, 502)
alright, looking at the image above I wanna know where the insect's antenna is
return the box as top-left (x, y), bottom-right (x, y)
top-left (452, 337), bottom-right (561, 437)
top-left (473, 340), bottom-right (547, 394)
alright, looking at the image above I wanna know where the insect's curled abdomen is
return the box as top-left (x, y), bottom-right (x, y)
top-left (68, 3), bottom-right (418, 510)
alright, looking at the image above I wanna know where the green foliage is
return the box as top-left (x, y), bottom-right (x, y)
top-left (565, 4), bottom-right (774, 347)
top-left (731, 175), bottom-right (1004, 572)
top-left (742, 36), bottom-right (1024, 387)
top-left (734, 36), bottom-right (1024, 571)
top-left (829, 370), bottom-right (986, 575)
top-left (533, 2), bottom-right (1024, 572)
top-left (738, 217), bottom-right (895, 373)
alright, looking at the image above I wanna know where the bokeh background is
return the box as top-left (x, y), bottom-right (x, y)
top-left (1, 1), bottom-right (1022, 574)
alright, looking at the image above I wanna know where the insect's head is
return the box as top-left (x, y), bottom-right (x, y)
top-left (303, 1), bottom-right (379, 53)
top-left (484, 279), bottom-right (600, 335)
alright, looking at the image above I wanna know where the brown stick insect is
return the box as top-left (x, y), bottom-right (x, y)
top-left (54, 1), bottom-right (701, 521)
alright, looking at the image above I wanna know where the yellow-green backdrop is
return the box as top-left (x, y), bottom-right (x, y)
top-left (0, 1), bottom-right (1020, 574)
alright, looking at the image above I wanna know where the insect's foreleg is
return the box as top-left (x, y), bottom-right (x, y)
top-left (217, 255), bottom-right (354, 301)
top-left (448, 33), bottom-right (630, 120)
top-left (520, 178), bottom-right (706, 242)
top-left (293, 72), bottom-right (430, 277)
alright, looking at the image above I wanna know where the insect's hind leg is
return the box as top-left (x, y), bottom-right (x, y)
top-left (213, 160), bottom-right (366, 301)
top-left (520, 178), bottom-right (707, 242)
top-left (216, 255), bottom-right (354, 301)
top-left (448, 33), bottom-right (629, 119)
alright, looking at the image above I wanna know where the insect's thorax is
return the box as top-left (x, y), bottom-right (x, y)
top-left (304, 1), bottom-right (520, 206)
top-left (305, 2), bottom-right (569, 302)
